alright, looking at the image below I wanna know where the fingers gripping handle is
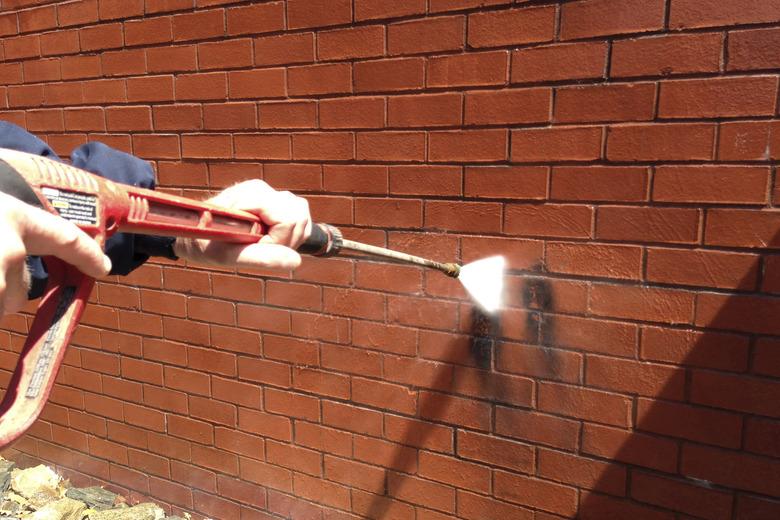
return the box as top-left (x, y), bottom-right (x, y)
top-left (0, 259), bottom-right (93, 447)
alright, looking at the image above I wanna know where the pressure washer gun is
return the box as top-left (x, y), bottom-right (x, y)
top-left (0, 148), bottom-right (463, 448)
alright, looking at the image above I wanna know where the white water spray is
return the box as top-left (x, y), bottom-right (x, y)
top-left (458, 255), bottom-right (506, 314)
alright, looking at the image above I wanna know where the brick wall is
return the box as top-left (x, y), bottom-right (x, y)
top-left (1, 0), bottom-right (779, 518)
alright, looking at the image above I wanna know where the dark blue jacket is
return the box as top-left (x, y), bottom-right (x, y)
top-left (0, 121), bottom-right (174, 298)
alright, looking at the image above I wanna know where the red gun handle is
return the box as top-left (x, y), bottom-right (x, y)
top-left (118, 185), bottom-right (267, 243)
top-left (0, 259), bottom-right (93, 447)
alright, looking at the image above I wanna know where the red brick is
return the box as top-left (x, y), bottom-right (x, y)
top-left (287, 0), bottom-right (351, 29)
top-left (546, 242), bottom-right (642, 280)
top-left (355, 0), bottom-right (426, 21)
top-left (494, 341), bottom-right (581, 383)
top-left (181, 134), bottom-right (232, 159)
top-left (425, 200), bottom-right (501, 233)
top-left (745, 417), bottom-right (780, 458)
top-left (79, 23), bottom-right (123, 51)
top-left (682, 443), bottom-right (780, 497)
top-left (390, 165), bottom-right (461, 197)
top-left (736, 495), bottom-right (780, 520)
top-left (540, 382), bottom-right (632, 427)
top-left (718, 121), bottom-right (780, 161)
top-left (18, 5), bottom-right (56, 32)
top-left (239, 457), bottom-right (292, 491)
top-left (321, 345), bottom-right (382, 378)
top-left (234, 134), bottom-right (290, 160)
top-left (147, 45), bottom-right (198, 73)
top-left (551, 166), bottom-right (647, 202)
top-left (253, 33), bottom-right (314, 67)
top-left (670, 0), bottom-right (780, 29)
top-left (198, 39), bottom-right (253, 70)
top-left (388, 295), bottom-right (459, 330)
top-left (388, 93), bottom-right (462, 128)
top-left (691, 368), bottom-right (780, 418)
top-left (296, 422), bottom-right (351, 457)
top-left (729, 27), bottom-right (780, 71)
top-left (356, 131), bottom-right (425, 162)
top-left (387, 471), bottom-right (455, 513)
top-left (512, 126), bottom-right (603, 162)
top-left (512, 41), bottom-right (607, 83)
top-left (288, 63), bottom-right (351, 96)
top-left (561, 0), bottom-right (665, 39)
top-left (457, 490), bottom-right (533, 520)
top-left (464, 166), bottom-right (545, 200)
top-left (646, 248), bottom-right (759, 290)
top-left (591, 284), bottom-right (695, 324)
top-left (266, 440), bottom-right (321, 476)
top-left (632, 471), bottom-right (733, 520)
top-left (226, 2), bottom-right (284, 36)
top-left (58, 0), bottom-right (99, 26)
top-left (352, 377), bottom-right (416, 415)
top-left (124, 16), bottom-right (172, 46)
top-left (764, 256), bottom-right (780, 295)
top-left (583, 423), bottom-right (678, 472)
top-left (555, 83), bottom-right (656, 123)
top-left (238, 408), bottom-right (292, 442)
top-left (637, 397), bottom-right (742, 449)
top-left (659, 76), bottom-right (778, 118)
top-left (105, 106), bottom-right (152, 132)
top-left (429, 129), bottom-right (508, 162)
top-left (456, 431), bottom-right (531, 482)
top-left (419, 451), bottom-right (490, 493)
top-left (322, 164), bottom-right (387, 195)
top-left (505, 203), bottom-right (592, 239)
top-left (355, 262), bottom-right (422, 294)
top-left (538, 450), bottom-right (626, 496)
top-left (495, 406), bottom-right (580, 451)
top-left (216, 475), bottom-right (265, 508)
top-left (464, 88), bottom-right (550, 126)
top-left (323, 400), bottom-right (382, 436)
top-left (494, 471), bottom-right (577, 516)
top-left (654, 165), bottom-right (769, 205)
top-left (607, 123), bottom-right (716, 161)
top-left (612, 33), bottom-right (723, 78)
top-left (597, 206), bottom-right (700, 244)
top-left (468, 6), bottom-right (555, 48)
top-left (710, 208), bottom-right (778, 248)
top-left (388, 16), bottom-right (465, 55)
top-left (237, 355), bottom-right (291, 388)
top-left (153, 104), bottom-right (202, 131)
top-left (318, 25), bottom-right (384, 61)
top-left (99, 0), bottom-right (143, 20)
top-left (353, 197), bottom-right (422, 229)
top-left (355, 58), bottom-right (425, 93)
top-left (325, 455), bottom-right (385, 493)
top-left (588, 354), bottom-right (685, 400)
top-left (580, 493), bottom-right (675, 520)
top-left (127, 76), bottom-right (175, 103)
top-left (203, 102), bottom-right (256, 131)
top-left (172, 10), bottom-right (223, 41)
top-left (551, 314), bottom-right (639, 357)
top-left (320, 97), bottom-right (385, 129)
top-left (428, 51), bottom-right (508, 88)
top-left (228, 69), bottom-right (286, 99)
top-left (4, 35), bottom-right (40, 60)
top-left (641, 326), bottom-right (749, 372)
top-left (23, 59), bottom-right (60, 83)
top-left (292, 132), bottom-right (353, 160)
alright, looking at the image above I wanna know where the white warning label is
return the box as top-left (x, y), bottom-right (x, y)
top-left (42, 187), bottom-right (98, 226)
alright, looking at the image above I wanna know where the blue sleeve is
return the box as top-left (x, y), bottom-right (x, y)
top-left (0, 121), bottom-right (174, 298)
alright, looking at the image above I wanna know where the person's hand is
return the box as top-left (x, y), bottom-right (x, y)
top-left (0, 192), bottom-right (112, 317)
top-left (173, 180), bottom-right (312, 271)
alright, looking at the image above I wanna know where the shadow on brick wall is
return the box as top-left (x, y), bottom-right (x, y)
top-left (576, 233), bottom-right (780, 519)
